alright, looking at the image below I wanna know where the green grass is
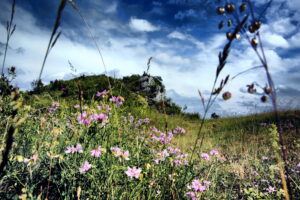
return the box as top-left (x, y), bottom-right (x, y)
top-left (1, 92), bottom-right (299, 199)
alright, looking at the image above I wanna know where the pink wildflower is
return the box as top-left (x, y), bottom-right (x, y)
top-left (111, 147), bottom-right (130, 160)
top-left (262, 156), bottom-right (269, 160)
top-left (76, 144), bottom-right (83, 153)
top-left (201, 153), bottom-right (210, 161)
top-left (125, 166), bottom-right (142, 179)
top-left (96, 89), bottom-right (109, 97)
top-left (266, 186), bottom-right (276, 193)
top-left (217, 156), bottom-right (227, 162)
top-left (65, 144), bottom-right (83, 154)
top-left (30, 154), bottom-right (38, 162)
top-left (122, 150), bottom-right (130, 161)
top-left (186, 192), bottom-right (196, 197)
top-left (297, 163), bottom-right (300, 168)
top-left (168, 147), bottom-right (181, 154)
top-left (65, 146), bottom-right (77, 154)
top-left (191, 180), bottom-right (206, 192)
top-left (210, 150), bottom-right (219, 156)
top-left (90, 146), bottom-right (102, 157)
top-left (79, 161), bottom-right (91, 173)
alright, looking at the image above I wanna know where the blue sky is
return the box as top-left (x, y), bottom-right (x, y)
top-left (0, 0), bottom-right (299, 116)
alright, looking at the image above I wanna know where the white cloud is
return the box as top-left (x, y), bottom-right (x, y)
top-left (105, 1), bottom-right (118, 13)
top-left (129, 17), bottom-right (160, 32)
top-left (168, 31), bottom-right (188, 40)
top-left (289, 32), bottom-right (300, 48)
top-left (270, 18), bottom-right (296, 36)
top-left (260, 25), bottom-right (290, 49)
top-left (167, 31), bottom-right (205, 49)
top-left (1, 1), bottom-right (299, 115)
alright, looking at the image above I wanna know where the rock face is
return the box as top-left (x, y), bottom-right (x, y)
top-left (139, 74), bottom-right (165, 105)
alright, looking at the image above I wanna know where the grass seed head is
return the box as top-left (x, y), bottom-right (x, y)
top-left (222, 91), bottom-right (232, 100)
top-left (218, 21), bottom-right (224, 29)
top-left (227, 19), bottom-right (233, 27)
top-left (253, 20), bottom-right (261, 30)
top-left (261, 95), bottom-right (268, 103)
top-left (240, 3), bottom-right (247, 12)
top-left (264, 87), bottom-right (272, 95)
top-left (225, 4), bottom-right (235, 13)
top-left (251, 38), bottom-right (258, 48)
top-left (248, 25), bottom-right (255, 33)
top-left (226, 32), bottom-right (233, 40)
top-left (217, 7), bottom-right (225, 15)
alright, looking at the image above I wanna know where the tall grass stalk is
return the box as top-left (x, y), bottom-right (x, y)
top-left (1, 0), bottom-right (16, 77)
top-left (37, 0), bottom-right (67, 83)
top-left (68, 0), bottom-right (112, 91)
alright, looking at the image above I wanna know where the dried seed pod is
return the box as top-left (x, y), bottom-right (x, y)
top-left (251, 38), bottom-right (258, 48)
top-left (248, 25), bottom-right (255, 33)
top-left (222, 91), bottom-right (232, 100)
top-left (218, 21), bottom-right (224, 30)
top-left (227, 19), bottom-right (233, 27)
top-left (261, 95), bottom-right (267, 103)
top-left (264, 87), bottom-right (272, 95)
top-left (217, 7), bottom-right (225, 14)
top-left (213, 88), bottom-right (222, 95)
top-left (225, 4), bottom-right (235, 13)
top-left (253, 20), bottom-right (261, 30)
top-left (9, 66), bottom-right (16, 73)
top-left (226, 32), bottom-right (233, 40)
top-left (247, 84), bottom-right (256, 94)
top-left (240, 3), bottom-right (247, 12)
top-left (234, 33), bottom-right (240, 39)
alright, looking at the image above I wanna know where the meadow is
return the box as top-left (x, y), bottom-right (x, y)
top-left (0, 0), bottom-right (300, 199)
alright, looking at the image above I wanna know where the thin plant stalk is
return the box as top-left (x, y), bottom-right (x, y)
top-left (1, 0), bottom-right (16, 77)
top-left (37, 0), bottom-right (67, 83)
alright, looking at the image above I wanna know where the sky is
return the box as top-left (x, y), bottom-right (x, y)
top-left (0, 0), bottom-right (299, 116)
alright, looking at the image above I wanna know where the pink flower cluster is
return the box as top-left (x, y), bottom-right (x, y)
top-left (125, 166), bottom-right (142, 179)
top-left (90, 146), bottom-right (102, 157)
top-left (266, 186), bottom-right (276, 193)
top-left (79, 161), bottom-right (91, 173)
top-left (154, 150), bottom-right (169, 164)
top-left (65, 144), bottom-right (83, 154)
top-left (151, 128), bottom-right (174, 144)
top-left (121, 115), bottom-right (135, 123)
top-left (201, 150), bottom-right (220, 162)
top-left (173, 153), bottom-right (189, 166)
top-left (109, 96), bottom-right (124, 107)
top-left (154, 147), bottom-right (189, 166)
top-left (77, 111), bottom-right (108, 126)
top-left (173, 126), bottom-right (186, 134)
top-left (97, 105), bottom-right (112, 111)
top-left (186, 179), bottom-right (210, 199)
top-left (135, 118), bottom-right (150, 127)
top-left (23, 153), bottom-right (39, 164)
top-left (168, 146), bottom-right (181, 154)
top-left (49, 102), bottom-right (60, 113)
top-left (111, 147), bottom-right (130, 160)
top-left (96, 89), bottom-right (109, 97)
